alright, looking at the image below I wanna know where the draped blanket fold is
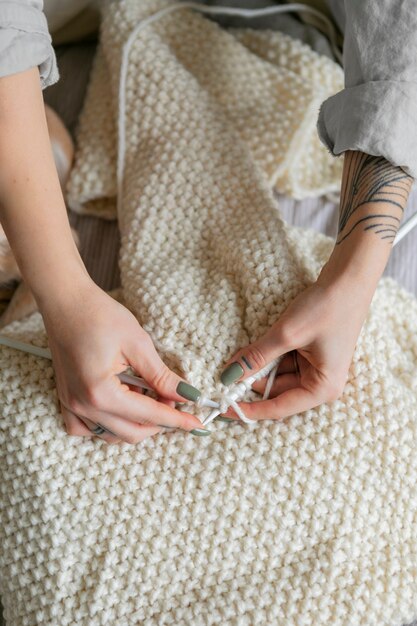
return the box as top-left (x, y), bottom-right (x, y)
top-left (0, 1), bottom-right (417, 624)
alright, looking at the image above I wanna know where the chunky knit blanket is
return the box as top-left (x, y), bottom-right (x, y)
top-left (1, 1), bottom-right (417, 625)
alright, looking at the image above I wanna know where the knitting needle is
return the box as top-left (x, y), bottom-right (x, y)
top-left (201, 356), bottom-right (284, 426)
top-left (116, 370), bottom-right (219, 407)
top-left (0, 334), bottom-right (219, 409)
top-left (0, 334), bottom-right (53, 360)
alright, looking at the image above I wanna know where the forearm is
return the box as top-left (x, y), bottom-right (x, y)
top-left (0, 67), bottom-right (91, 311)
top-left (319, 150), bottom-right (414, 300)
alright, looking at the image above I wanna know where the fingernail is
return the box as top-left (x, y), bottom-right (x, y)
top-left (176, 381), bottom-right (202, 402)
top-left (190, 428), bottom-right (211, 436)
top-left (214, 416), bottom-right (234, 422)
top-left (220, 362), bottom-right (244, 386)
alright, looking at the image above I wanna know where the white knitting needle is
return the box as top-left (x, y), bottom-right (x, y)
top-left (117, 371), bottom-right (218, 407)
top-left (393, 210), bottom-right (417, 246)
top-left (202, 357), bottom-right (283, 426)
top-left (0, 334), bottom-right (219, 408)
top-left (0, 335), bottom-right (284, 422)
top-left (0, 335), bottom-right (52, 360)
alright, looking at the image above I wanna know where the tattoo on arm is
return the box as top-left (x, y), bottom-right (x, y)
top-left (336, 151), bottom-right (414, 245)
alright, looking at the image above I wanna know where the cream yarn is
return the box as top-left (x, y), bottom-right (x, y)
top-left (1, 1), bottom-right (417, 625)
top-left (67, 1), bottom-right (345, 219)
top-left (66, 0), bottom-right (347, 423)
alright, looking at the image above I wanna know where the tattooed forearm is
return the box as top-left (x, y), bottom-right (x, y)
top-left (336, 151), bottom-right (413, 245)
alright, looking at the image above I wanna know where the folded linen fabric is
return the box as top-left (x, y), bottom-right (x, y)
top-left (1, 1), bottom-right (417, 625)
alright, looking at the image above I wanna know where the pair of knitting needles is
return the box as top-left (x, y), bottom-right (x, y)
top-left (0, 334), bottom-right (280, 427)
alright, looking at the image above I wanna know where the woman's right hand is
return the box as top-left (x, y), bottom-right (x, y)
top-left (39, 277), bottom-right (208, 444)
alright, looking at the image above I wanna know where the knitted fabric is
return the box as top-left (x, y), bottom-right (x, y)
top-left (66, 2), bottom-right (345, 220)
top-left (1, 1), bottom-right (417, 624)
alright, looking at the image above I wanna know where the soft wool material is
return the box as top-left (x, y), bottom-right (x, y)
top-left (1, 1), bottom-right (417, 624)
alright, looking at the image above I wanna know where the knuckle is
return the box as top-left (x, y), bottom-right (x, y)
top-left (124, 428), bottom-right (160, 444)
top-left (148, 366), bottom-right (171, 392)
top-left (276, 323), bottom-right (297, 349)
top-left (325, 378), bottom-right (346, 402)
top-left (84, 385), bottom-right (103, 411)
top-left (165, 410), bottom-right (189, 432)
top-left (66, 396), bottom-right (84, 416)
top-left (65, 421), bottom-right (86, 437)
top-left (244, 345), bottom-right (266, 371)
top-left (139, 331), bottom-right (154, 350)
top-left (181, 416), bottom-right (195, 432)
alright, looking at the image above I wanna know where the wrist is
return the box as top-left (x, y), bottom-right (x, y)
top-left (33, 257), bottom-right (93, 317)
top-left (321, 150), bottom-right (412, 297)
top-left (317, 237), bottom-right (389, 314)
top-left (320, 229), bottom-right (390, 285)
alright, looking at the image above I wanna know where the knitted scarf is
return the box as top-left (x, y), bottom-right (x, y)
top-left (0, 1), bottom-right (417, 625)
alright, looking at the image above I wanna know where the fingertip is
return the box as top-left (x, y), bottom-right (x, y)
top-left (233, 401), bottom-right (267, 421)
top-left (182, 411), bottom-right (210, 433)
top-left (175, 380), bottom-right (203, 403)
top-left (220, 361), bottom-right (245, 386)
top-left (220, 407), bottom-right (238, 419)
top-left (251, 378), bottom-right (267, 394)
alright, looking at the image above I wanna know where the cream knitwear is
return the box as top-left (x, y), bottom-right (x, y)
top-left (1, 1), bottom-right (417, 624)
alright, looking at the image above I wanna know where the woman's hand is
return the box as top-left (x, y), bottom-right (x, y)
top-left (219, 150), bottom-right (414, 422)
top-left (218, 269), bottom-right (371, 422)
top-left (0, 68), bottom-right (208, 444)
top-left (40, 277), bottom-right (208, 443)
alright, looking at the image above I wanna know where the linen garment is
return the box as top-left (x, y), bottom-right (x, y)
top-left (0, 0), bottom-right (59, 88)
top-left (317, 0), bottom-right (417, 180)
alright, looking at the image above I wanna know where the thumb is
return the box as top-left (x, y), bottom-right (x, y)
top-left (219, 326), bottom-right (291, 387)
top-left (126, 336), bottom-right (203, 404)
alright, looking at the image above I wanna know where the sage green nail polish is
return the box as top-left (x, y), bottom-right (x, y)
top-left (214, 416), bottom-right (234, 423)
top-left (221, 362), bottom-right (244, 386)
top-left (190, 428), bottom-right (211, 436)
top-left (176, 381), bottom-right (201, 402)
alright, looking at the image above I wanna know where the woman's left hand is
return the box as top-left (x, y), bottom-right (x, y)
top-left (218, 267), bottom-right (374, 422)
top-left (219, 147), bottom-right (416, 421)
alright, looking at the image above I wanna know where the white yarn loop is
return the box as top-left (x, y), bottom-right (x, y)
top-left (203, 355), bottom-right (283, 425)
top-left (262, 361), bottom-right (280, 400)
